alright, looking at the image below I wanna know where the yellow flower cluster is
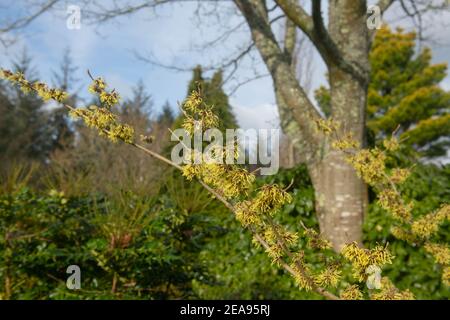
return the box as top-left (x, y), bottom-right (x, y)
top-left (250, 185), bottom-right (292, 215)
top-left (88, 77), bottom-right (120, 108)
top-left (443, 266), bottom-right (450, 286)
top-left (69, 106), bottom-right (134, 144)
top-left (181, 90), bottom-right (218, 135)
top-left (70, 107), bottom-right (116, 129)
top-left (181, 164), bottom-right (203, 181)
top-left (290, 263), bottom-right (313, 291)
top-left (377, 188), bottom-right (413, 221)
top-left (341, 242), bottom-right (392, 281)
top-left (184, 90), bottom-right (203, 112)
top-left (303, 228), bottom-right (332, 250)
top-left (436, 204), bottom-right (450, 220)
top-left (390, 226), bottom-right (416, 243)
top-left (424, 242), bottom-right (450, 265)
top-left (346, 148), bottom-right (386, 186)
top-left (316, 117), bottom-right (450, 291)
top-left (107, 124), bottom-right (135, 143)
top-left (383, 137), bottom-right (400, 152)
top-left (263, 225), bottom-right (298, 247)
top-left (182, 118), bottom-right (201, 134)
top-left (88, 77), bottom-right (106, 93)
top-left (182, 163), bottom-right (254, 199)
top-left (265, 243), bottom-right (284, 264)
top-left (331, 133), bottom-right (360, 151)
top-left (234, 200), bottom-right (261, 227)
top-left (340, 284), bottom-right (363, 300)
top-left (99, 91), bottom-right (121, 108)
top-left (223, 168), bottom-right (255, 197)
top-left (370, 277), bottom-right (415, 300)
top-left (411, 209), bottom-right (447, 239)
top-left (1, 69), bottom-right (133, 144)
top-left (1, 69), bottom-right (68, 102)
top-left (314, 118), bottom-right (340, 136)
top-left (314, 265), bottom-right (341, 288)
top-left (389, 168), bottom-right (411, 184)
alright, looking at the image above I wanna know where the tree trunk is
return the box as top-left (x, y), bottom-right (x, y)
top-left (236, 0), bottom-right (370, 250)
top-left (310, 151), bottom-right (366, 251)
top-left (308, 0), bottom-right (370, 250)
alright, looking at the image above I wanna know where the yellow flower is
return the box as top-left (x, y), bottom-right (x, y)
top-left (377, 188), bottom-right (412, 221)
top-left (346, 148), bottom-right (386, 185)
top-left (99, 91), bottom-right (120, 108)
top-left (88, 77), bottom-right (107, 94)
top-left (290, 264), bottom-right (313, 291)
top-left (390, 168), bottom-right (410, 184)
top-left (250, 184), bottom-right (292, 215)
top-left (314, 118), bottom-right (340, 135)
top-left (390, 226), bottom-right (416, 243)
top-left (234, 201), bottom-right (261, 227)
top-left (182, 164), bottom-right (201, 180)
top-left (314, 265), bottom-right (341, 288)
top-left (411, 211), bottom-right (446, 239)
top-left (331, 133), bottom-right (360, 150)
top-left (340, 285), bottom-right (363, 300)
top-left (371, 277), bottom-right (414, 300)
top-left (424, 242), bottom-right (450, 265)
top-left (220, 168), bottom-right (255, 198)
top-left (341, 242), bottom-right (392, 282)
top-left (443, 266), bottom-right (450, 286)
top-left (303, 228), bottom-right (332, 250)
top-left (184, 90), bottom-right (203, 112)
top-left (383, 137), bottom-right (400, 152)
top-left (108, 124), bottom-right (134, 143)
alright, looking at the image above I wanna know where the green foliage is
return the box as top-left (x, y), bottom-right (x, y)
top-left (0, 186), bottom-right (211, 299)
top-left (0, 51), bottom-right (73, 166)
top-left (193, 165), bottom-right (323, 299)
top-left (1, 161), bottom-right (448, 299)
top-left (364, 164), bottom-right (450, 299)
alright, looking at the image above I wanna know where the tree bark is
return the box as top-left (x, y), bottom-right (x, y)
top-left (310, 0), bottom-right (369, 250)
top-left (236, 0), bottom-right (370, 250)
top-left (277, 0), bottom-right (370, 250)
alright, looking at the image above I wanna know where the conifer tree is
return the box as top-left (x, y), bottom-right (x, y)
top-left (315, 26), bottom-right (450, 158)
top-left (182, 65), bottom-right (238, 132)
top-left (158, 101), bottom-right (175, 128)
top-left (0, 51), bottom-right (50, 163)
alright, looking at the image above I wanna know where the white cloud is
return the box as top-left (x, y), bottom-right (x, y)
top-left (232, 103), bottom-right (279, 130)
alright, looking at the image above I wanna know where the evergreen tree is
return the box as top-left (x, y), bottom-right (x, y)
top-left (158, 101), bottom-right (175, 128)
top-left (121, 79), bottom-right (153, 126)
top-left (0, 50), bottom-right (49, 163)
top-left (0, 49), bottom-right (77, 166)
top-left (178, 65), bottom-right (238, 132)
top-left (315, 26), bottom-right (450, 158)
top-left (50, 48), bottom-right (77, 151)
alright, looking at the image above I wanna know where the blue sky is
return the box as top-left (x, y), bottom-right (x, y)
top-left (1, 0), bottom-right (449, 130)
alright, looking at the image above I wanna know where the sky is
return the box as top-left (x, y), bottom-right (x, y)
top-left (0, 0), bottom-right (449, 131)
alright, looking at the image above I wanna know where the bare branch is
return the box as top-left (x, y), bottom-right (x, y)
top-left (275, 0), bottom-right (368, 86)
top-left (234, 0), bottom-right (323, 158)
top-left (0, 0), bottom-right (59, 33)
top-left (377, 0), bottom-right (396, 14)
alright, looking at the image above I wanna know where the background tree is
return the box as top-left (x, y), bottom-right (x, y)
top-left (49, 79), bottom-right (164, 196)
top-left (0, 50), bottom-right (72, 167)
top-left (315, 26), bottom-right (450, 159)
top-left (181, 65), bottom-right (238, 131)
top-left (1, 0), bottom-right (448, 250)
